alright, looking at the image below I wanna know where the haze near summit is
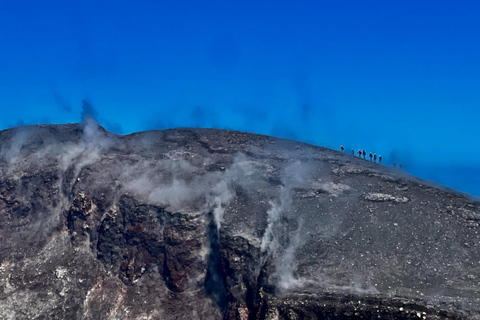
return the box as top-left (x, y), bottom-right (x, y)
top-left (0, 0), bottom-right (478, 197)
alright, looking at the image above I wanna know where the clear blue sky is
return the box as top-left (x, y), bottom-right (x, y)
top-left (0, 0), bottom-right (479, 197)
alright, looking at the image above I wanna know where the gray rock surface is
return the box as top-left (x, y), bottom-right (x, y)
top-left (0, 123), bottom-right (478, 319)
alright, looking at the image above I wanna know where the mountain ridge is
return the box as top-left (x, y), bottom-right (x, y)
top-left (0, 123), bottom-right (478, 319)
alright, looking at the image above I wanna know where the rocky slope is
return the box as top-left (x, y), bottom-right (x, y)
top-left (0, 122), bottom-right (478, 319)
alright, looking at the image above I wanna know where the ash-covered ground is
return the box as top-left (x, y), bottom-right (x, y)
top-left (0, 120), bottom-right (478, 319)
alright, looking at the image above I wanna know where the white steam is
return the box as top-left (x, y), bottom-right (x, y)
top-left (120, 157), bottom-right (203, 209)
top-left (207, 153), bottom-right (258, 229)
top-left (275, 220), bottom-right (306, 290)
top-left (261, 161), bottom-right (311, 253)
top-left (260, 161), bottom-right (313, 290)
top-left (122, 153), bottom-right (260, 230)
top-left (260, 188), bottom-right (286, 254)
top-left (0, 111), bottom-right (120, 247)
top-left (61, 115), bottom-right (118, 188)
top-left (207, 179), bottom-right (234, 230)
top-left (1, 129), bottom-right (31, 165)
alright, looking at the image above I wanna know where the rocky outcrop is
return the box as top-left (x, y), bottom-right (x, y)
top-left (0, 124), bottom-right (478, 319)
top-left (363, 192), bottom-right (409, 203)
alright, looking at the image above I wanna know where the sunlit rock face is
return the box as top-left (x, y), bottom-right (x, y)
top-left (0, 123), bottom-right (478, 320)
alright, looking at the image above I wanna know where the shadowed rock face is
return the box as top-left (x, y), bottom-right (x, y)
top-left (0, 123), bottom-right (478, 320)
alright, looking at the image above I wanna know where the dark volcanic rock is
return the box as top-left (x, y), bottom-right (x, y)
top-left (0, 123), bottom-right (478, 319)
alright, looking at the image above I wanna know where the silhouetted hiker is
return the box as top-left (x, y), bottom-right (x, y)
top-left (379, 155), bottom-right (382, 163)
top-left (393, 161), bottom-right (397, 169)
top-left (374, 153), bottom-right (377, 162)
top-left (341, 145), bottom-right (344, 152)
top-left (399, 163), bottom-right (402, 170)
top-left (358, 150), bottom-right (362, 157)
top-left (369, 152), bottom-right (373, 161)
top-left (362, 150), bottom-right (366, 159)
top-left (351, 149), bottom-right (354, 155)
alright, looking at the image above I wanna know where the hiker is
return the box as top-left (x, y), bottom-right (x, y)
top-left (379, 155), bottom-right (382, 163)
top-left (393, 161), bottom-right (396, 169)
top-left (399, 163), bottom-right (402, 170)
top-left (358, 149), bottom-right (362, 157)
top-left (341, 145), bottom-right (344, 152)
top-left (374, 153), bottom-right (377, 162)
top-left (362, 150), bottom-right (366, 159)
top-left (369, 152), bottom-right (373, 161)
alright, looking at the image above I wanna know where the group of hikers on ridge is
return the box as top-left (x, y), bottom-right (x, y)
top-left (340, 145), bottom-right (402, 170)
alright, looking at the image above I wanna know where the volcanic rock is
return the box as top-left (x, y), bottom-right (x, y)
top-left (0, 123), bottom-right (478, 319)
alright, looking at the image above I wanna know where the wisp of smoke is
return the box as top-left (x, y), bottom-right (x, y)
top-left (260, 189), bottom-right (285, 254)
top-left (1, 129), bottom-right (32, 166)
top-left (207, 179), bottom-right (234, 230)
top-left (121, 158), bottom-right (204, 209)
top-left (275, 219), bottom-right (307, 290)
top-left (260, 161), bottom-right (313, 290)
top-left (121, 153), bottom-right (261, 231)
top-left (207, 154), bottom-right (259, 230)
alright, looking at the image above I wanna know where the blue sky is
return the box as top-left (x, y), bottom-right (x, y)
top-left (0, 0), bottom-right (479, 197)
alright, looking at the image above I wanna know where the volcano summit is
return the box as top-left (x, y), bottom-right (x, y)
top-left (0, 123), bottom-right (478, 319)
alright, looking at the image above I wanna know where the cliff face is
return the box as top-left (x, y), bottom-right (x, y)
top-left (0, 123), bottom-right (478, 320)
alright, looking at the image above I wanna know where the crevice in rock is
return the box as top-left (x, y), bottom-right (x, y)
top-left (245, 273), bottom-right (262, 320)
top-left (204, 212), bottom-right (228, 315)
top-left (162, 248), bottom-right (176, 292)
top-left (244, 280), bottom-right (255, 318)
top-left (249, 262), bottom-right (270, 320)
